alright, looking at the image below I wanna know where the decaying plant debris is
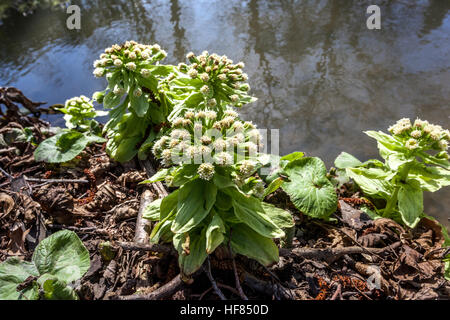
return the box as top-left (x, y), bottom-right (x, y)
top-left (0, 89), bottom-right (449, 300)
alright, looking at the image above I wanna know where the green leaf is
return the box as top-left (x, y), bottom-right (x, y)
top-left (106, 136), bottom-right (140, 163)
top-left (263, 177), bottom-right (284, 197)
top-left (226, 188), bottom-right (284, 238)
top-left (418, 151), bottom-right (450, 170)
top-left (34, 131), bottom-right (89, 163)
top-left (171, 180), bottom-right (217, 234)
top-left (212, 168), bottom-right (235, 189)
top-left (140, 169), bottom-right (169, 184)
top-left (383, 149), bottom-right (413, 171)
top-left (136, 75), bottom-right (158, 92)
top-left (38, 274), bottom-right (78, 300)
top-left (0, 257), bottom-right (39, 300)
top-left (160, 189), bottom-right (179, 220)
top-left (129, 92), bottom-right (150, 117)
top-left (206, 214), bottom-right (225, 254)
top-left (281, 152), bottom-right (304, 162)
top-left (104, 97), bottom-right (128, 131)
top-left (84, 133), bottom-right (106, 144)
top-left (182, 92), bottom-right (204, 108)
top-left (364, 131), bottom-right (405, 152)
top-left (334, 152), bottom-right (362, 169)
top-left (282, 157), bottom-right (338, 219)
top-left (173, 229), bottom-right (208, 276)
top-left (229, 224), bottom-right (279, 266)
top-left (261, 202), bottom-right (294, 229)
top-left (103, 91), bottom-right (122, 109)
top-left (138, 130), bottom-right (157, 160)
top-left (346, 167), bottom-right (394, 199)
top-left (149, 220), bottom-right (173, 244)
top-left (143, 198), bottom-right (162, 221)
top-left (398, 180), bottom-right (423, 228)
top-left (214, 191), bottom-right (233, 211)
top-left (32, 230), bottom-right (90, 283)
top-left (148, 65), bottom-right (175, 77)
top-left (150, 210), bottom-right (175, 240)
top-left (409, 164), bottom-right (450, 192)
top-left (172, 164), bottom-right (199, 187)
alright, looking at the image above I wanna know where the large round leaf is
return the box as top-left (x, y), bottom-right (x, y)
top-left (32, 230), bottom-right (90, 283)
top-left (38, 274), bottom-right (79, 300)
top-left (0, 257), bottom-right (40, 300)
top-left (34, 131), bottom-right (89, 163)
top-left (282, 157), bottom-right (338, 219)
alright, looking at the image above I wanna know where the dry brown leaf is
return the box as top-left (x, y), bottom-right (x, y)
top-left (7, 222), bottom-right (29, 255)
top-left (339, 200), bottom-right (373, 231)
top-left (0, 192), bottom-right (14, 219)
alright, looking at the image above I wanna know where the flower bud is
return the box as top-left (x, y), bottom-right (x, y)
top-left (207, 98), bottom-right (217, 107)
top-left (200, 73), bottom-right (209, 82)
top-left (133, 88), bottom-right (143, 97)
top-left (92, 91), bottom-right (105, 103)
top-left (141, 69), bottom-right (151, 78)
top-left (188, 69), bottom-right (198, 78)
top-left (93, 68), bottom-right (105, 77)
top-left (126, 62), bottom-right (136, 71)
top-left (200, 85), bottom-right (210, 95)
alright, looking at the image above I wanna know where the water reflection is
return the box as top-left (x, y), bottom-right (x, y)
top-left (0, 0), bottom-right (448, 227)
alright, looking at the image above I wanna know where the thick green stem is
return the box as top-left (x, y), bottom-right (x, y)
top-left (383, 164), bottom-right (411, 217)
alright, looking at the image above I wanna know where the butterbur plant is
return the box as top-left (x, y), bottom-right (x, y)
top-left (167, 51), bottom-right (256, 119)
top-left (335, 118), bottom-right (450, 227)
top-left (34, 96), bottom-right (106, 163)
top-left (58, 95), bottom-right (107, 130)
top-left (93, 41), bottom-right (174, 162)
top-left (142, 108), bottom-right (294, 276)
top-left (0, 230), bottom-right (90, 300)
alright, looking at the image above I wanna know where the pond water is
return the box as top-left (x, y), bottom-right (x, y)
top-left (0, 0), bottom-right (449, 227)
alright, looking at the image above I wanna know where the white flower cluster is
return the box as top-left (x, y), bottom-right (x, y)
top-left (180, 51), bottom-right (251, 105)
top-left (388, 118), bottom-right (449, 153)
top-left (197, 163), bottom-right (215, 181)
top-left (62, 95), bottom-right (95, 118)
top-left (152, 108), bottom-right (262, 181)
top-left (58, 95), bottom-right (98, 128)
top-left (93, 41), bottom-right (166, 78)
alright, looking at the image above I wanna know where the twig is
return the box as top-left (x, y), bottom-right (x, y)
top-left (134, 189), bottom-right (154, 244)
top-left (0, 147), bottom-right (16, 155)
top-left (330, 283), bottom-right (342, 300)
top-left (203, 257), bottom-right (226, 300)
top-left (24, 176), bottom-right (89, 184)
top-left (116, 274), bottom-right (185, 300)
top-left (140, 159), bottom-right (168, 198)
top-left (0, 167), bottom-right (12, 180)
top-left (313, 221), bottom-right (383, 261)
top-left (134, 160), bottom-right (168, 245)
top-left (47, 224), bottom-right (110, 236)
top-left (114, 241), bottom-right (176, 256)
top-left (280, 241), bottom-right (401, 263)
top-left (228, 229), bottom-right (248, 300)
top-left (351, 278), bottom-right (372, 300)
top-left (199, 282), bottom-right (241, 300)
